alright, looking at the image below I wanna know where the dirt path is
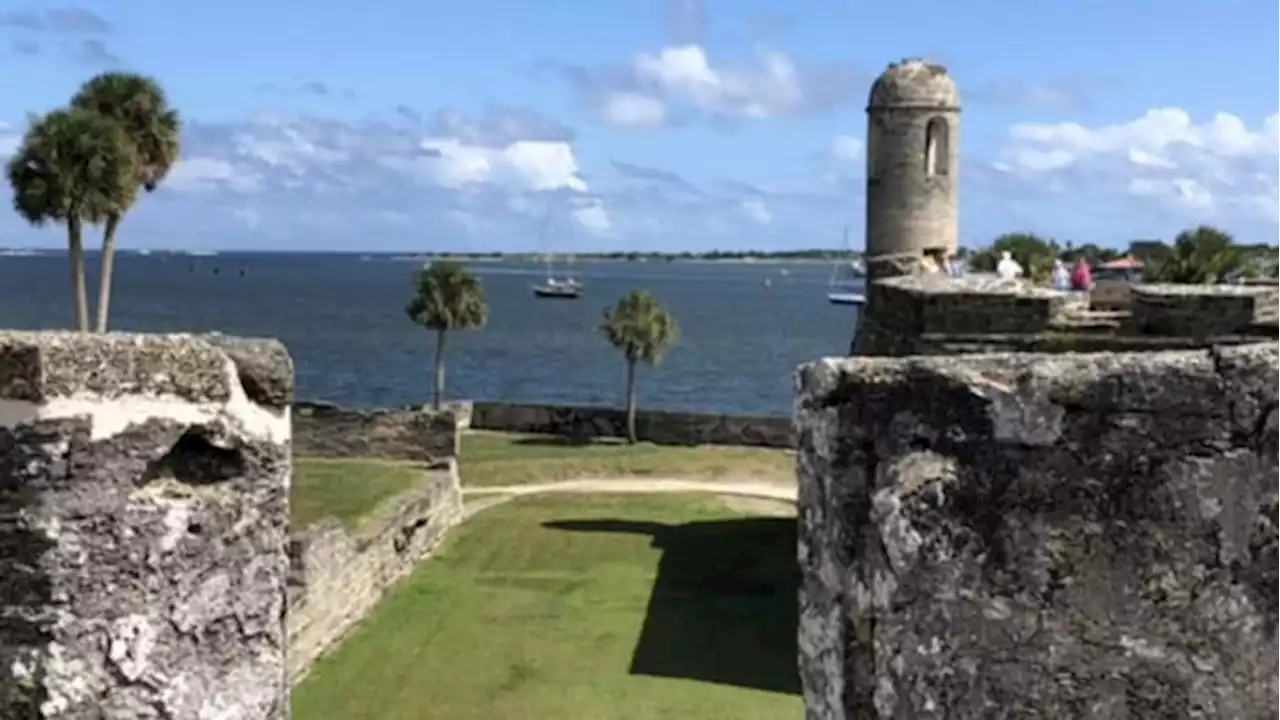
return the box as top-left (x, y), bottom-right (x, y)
top-left (461, 477), bottom-right (797, 519)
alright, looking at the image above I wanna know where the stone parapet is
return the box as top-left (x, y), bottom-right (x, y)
top-left (0, 331), bottom-right (293, 719)
top-left (794, 344), bottom-right (1278, 718)
top-left (1131, 283), bottom-right (1279, 336)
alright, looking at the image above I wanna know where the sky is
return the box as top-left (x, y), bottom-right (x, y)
top-left (0, 0), bottom-right (1277, 253)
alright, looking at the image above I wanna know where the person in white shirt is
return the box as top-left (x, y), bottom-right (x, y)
top-left (995, 250), bottom-right (1023, 281)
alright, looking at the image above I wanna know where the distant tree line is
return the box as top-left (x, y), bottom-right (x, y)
top-left (963, 226), bottom-right (1277, 284)
top-left (430, 248), bottom-right (850, 262)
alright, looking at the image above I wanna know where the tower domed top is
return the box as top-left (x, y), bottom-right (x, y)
top-left (867, 58), bottom-right (959, 110)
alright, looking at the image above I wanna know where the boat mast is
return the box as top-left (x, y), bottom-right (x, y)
top-left (829, 225), bottom-right (849, 288)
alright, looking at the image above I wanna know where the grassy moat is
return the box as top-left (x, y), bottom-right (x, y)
top-left (289, 433), bottom-right (800, 719)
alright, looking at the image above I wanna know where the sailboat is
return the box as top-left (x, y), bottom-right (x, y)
top-left (827, 226), bottom-right (866, 305)
top-left (532, 212), bottom-right (583, 299)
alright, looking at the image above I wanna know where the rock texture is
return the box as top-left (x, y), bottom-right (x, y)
top-left (795, 344), bottom-right (1278, 719)
top-left (0, 331), bottom-right (293, 719)
top-left (287, 463), bottom-right (462, 685)
top-left (468, 401), bottom-right (792, 448)
top-left (852, 274), bottom-right (1279, 357)
top-left (1132, 283), bottom-right (1279, 337)
top-left (293, 401), bottom-right (459, 463)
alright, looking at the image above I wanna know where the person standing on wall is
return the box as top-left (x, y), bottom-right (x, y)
top-left (1069, 257), bottom-right (1094, 291)
top-left (1051, 258), bottom-right (1070, 290)
top-left (996, 251), bottom-right (1024, 281)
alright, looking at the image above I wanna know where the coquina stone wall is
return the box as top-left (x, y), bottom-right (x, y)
top-left (467, 401), bottom-right (793, 448)
top-left (293, 400), bottom-right (460, 462)
top-left (1132, 283), bottom-right (1279, 337)
top-left (286, 463), bottom-right (463, 685)
top-left (795, 344), bottom-right (1278, 718)
top-left (853, 273), bottom-right (1279, 357)
top-left (0, 331), bottom-right (293, 719)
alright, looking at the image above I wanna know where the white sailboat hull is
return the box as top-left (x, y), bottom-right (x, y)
top-left (827, 291), bottom-right (865, 305)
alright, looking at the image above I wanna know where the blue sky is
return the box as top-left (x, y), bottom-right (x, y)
top-left (0, 0), bottom-right (1276, 252)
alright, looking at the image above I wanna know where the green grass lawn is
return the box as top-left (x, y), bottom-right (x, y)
top-left (291, 494), bottom-right (803, 720)
top-left (458, 431), bottom-right (794, 487)
top-left (291, 457), bottom-right (422, 530)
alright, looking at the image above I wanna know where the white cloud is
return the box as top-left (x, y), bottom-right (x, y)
top-left (0, 123), bottom-right (18, 158)
top-left (999, 108), bottom-right (1279, 222)
top-left (598, 92), bottom-right (668, 129)
top-left (740, 198), bottom-right (772, 224)
top-left (571, 200), bottom-right (613, 234)
top-left (831, 135), bottom-right (864, 164)
top-left (168, 156), bottom-right (262, 193)
top-left (634, 44), bottom-right (804, 119)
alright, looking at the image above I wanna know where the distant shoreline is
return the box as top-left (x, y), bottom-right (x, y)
top-left (0, 248), bottom-right (858, 264)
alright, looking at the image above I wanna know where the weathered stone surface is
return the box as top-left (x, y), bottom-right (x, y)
top-left (0, 332), bottom-right (291, 719)
top-left (852, 275), bottom-right (1279, 357)
top-left (286, 463), bottom-right (462, 685)
top-left (205, 333), bottom-right (295, 407)
top-left (468, 401), bottom-right (793, 448)
top-left (795, 344), bottom-right (1278, 718)
top-left (0, 330), bottom-right (242, 403)
top-left (1132, 283), bottom-right (1278, 337)
top-left (292, 401), bottom-right (460, 463)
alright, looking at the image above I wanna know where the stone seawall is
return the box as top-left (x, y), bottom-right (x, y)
top-left (795, 344), bottom-right (1278, 718)
top-left (286, 462), bottom-right (463, 685)
top-left (294, 401), bottom-right (460, 462)
top-left (468, 401), bottom-right (793, 448)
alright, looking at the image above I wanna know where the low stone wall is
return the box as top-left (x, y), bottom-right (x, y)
top-left (795, 344), bottom-right (1278, 717)
top-left (1132, 283), bottom-right (1279, 336)
top-left (293, 401), bottom-right (460, 462)
top-left (468, 401), bottom-right (792, 448)
top-left (286, 462), bottom-right (463, 685)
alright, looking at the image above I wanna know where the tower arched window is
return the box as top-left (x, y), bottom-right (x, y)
top-left (924, 117), bottom-right (950, 176)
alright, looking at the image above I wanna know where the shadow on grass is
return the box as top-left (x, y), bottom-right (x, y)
top-left (543, 516), bottom-right (800, 695)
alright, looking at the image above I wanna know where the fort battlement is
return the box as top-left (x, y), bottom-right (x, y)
top-left (796, 343), bottom-right (1279, 717)
top-left (853, 273), bottom-right (1278, 356)
top-left (0, 331), bottom-right (293, 719)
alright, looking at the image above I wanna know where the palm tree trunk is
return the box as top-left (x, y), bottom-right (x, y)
top-left (624, 357), bottom-right (638, 444)
top-left (432, 329), bottom-right (447, 411)
top-left (67, 217), bottom-right (90, 332)
top-left (94, 213), bottom-right (121, 333)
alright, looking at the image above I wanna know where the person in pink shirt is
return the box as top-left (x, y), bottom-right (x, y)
top-left (1069, 257), bottom-right (1093, 291)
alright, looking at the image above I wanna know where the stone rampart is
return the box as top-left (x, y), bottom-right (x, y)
top-left (0, 331), bottom-right (293, 719)
top-left (468, 401), bottom-right (792, 448)
top-left (853, 274), bottom-right (1280, 356)
top-left (1132, 283), bottom-right (1279, 336)
top-left (795, 344), bottom-right (1278, 718)
top-left (286, 462), bottom-right (462, 685)
top-left (293, 400), bottom-right (460, 463)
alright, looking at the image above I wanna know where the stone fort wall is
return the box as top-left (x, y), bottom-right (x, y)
top-left (796, 343), bottom-right (1278, 717)
top-left (854, 273), bottom-right (1279, 356)
top-left (293, 400), bottom-right (793, 452)
top-left (286, 461), bottom-right (462, 685)
top-left (0, 332), bottom-right (294, 719)
top-left (287, 404), bottom-right (464, 684)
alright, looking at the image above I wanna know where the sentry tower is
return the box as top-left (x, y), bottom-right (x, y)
top-left (864, 58), bottom-right (960, 277)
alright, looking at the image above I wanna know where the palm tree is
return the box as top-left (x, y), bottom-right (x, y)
top-left (6, 108), bottom-right (139, 332)
top-left (599, 291), bottom-right (678, 444)
top-left (405, 261), bottom-right (488, 410)
top-left (71, 72), bottom-right (182, 332)
top-left (1145, 226), bottom-right (1245, 284)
